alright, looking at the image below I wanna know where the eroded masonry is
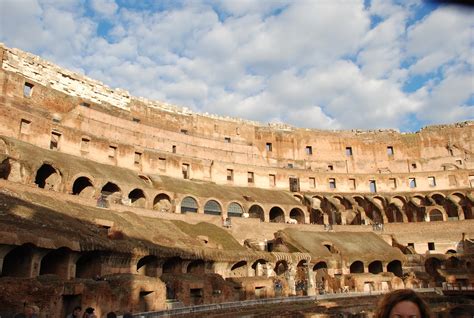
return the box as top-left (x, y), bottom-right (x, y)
top-left (0, 43), bottom-right (473, 317)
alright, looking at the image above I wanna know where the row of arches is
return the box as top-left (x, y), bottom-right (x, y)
top-left (7, 163), bottom-right (474, 225)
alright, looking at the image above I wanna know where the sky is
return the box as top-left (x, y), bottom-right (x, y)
top-left (0, 0), bottom-right (472, 132)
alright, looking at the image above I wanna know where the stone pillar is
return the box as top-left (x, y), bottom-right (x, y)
top-left (286, 263), bottom-right (296, 296)
top-left (306, 262), bottom-right (316, 296)
top-left (0, 245), bottom-right (14, 275)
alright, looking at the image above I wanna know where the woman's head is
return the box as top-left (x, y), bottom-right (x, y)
top-left (374, 289), bottom-right (431, 318)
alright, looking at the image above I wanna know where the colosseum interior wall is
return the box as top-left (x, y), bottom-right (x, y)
top-left (0, 43), bottom-right (473, 317)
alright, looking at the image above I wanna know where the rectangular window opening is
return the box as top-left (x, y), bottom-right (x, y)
top-left (224, 137), bottom-right (231, 143)
top-left (172, 145), bottom-right (176, 153)
top-left (369, 180), bottom-right (377, 193)
top-left (50, 131), bottom-right (61, 150)
top-left (23, 82), bottom-right (34, 97)
top-left (306, 146), bottom-right (313, 155)
top-left (159, 158), bottom-right (166, 171)
top-left (411, 163), bottom-right (417, 169)
top-left (346, 147), bottom-right (353, 156)
top-left (182, 163), bottom-right (190, 179)
top-left (409, 178), bottom-right (417, 188)
top-left (134, 152), bottom-right (142, 165)
top-left (428, 242), bottom-right (435, 251)
top-left (108, 145), bottom-right (117, 158)
top-left (428, 176), bottom-right (436, 187)
top-left (180, 129), bottom-right (188, 134)
top-left (349, 178), bottom-right (356, 190)
top-left (269, 174), bottom-right (276, 187)
top-left (266, 142), bottom-right (273, 152)
top-left (80, 102), bottom-right (90, 108)
top-left (248, 172), bottom-right (254, 184)
top-left (227, 169), bottom-right (234, 181)
top-left (390, 178), bottom-right (397, 189)
top-left (132, 117), bottom-right (141, 123)
top-left (20, 119), bottom-right (31, 134)
top-left (309, 177), bottom-right (316, 189)
top-left (328, 165), bottom-right (334, 171)
top-left (387, 146), bottom-right (394, 156)
top-left (329, 178), bottom-right (336, 189)
top-left (81, 137), bottom-right (90, 151)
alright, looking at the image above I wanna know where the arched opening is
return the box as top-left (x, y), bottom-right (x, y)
top-left (387, 260), bottom-right (403, 277)
top-left (368, 260), bottom-right (383, 274)
top-left (446, 249), bottom-right (457, 254)
top-left (350, 261), bottom-right (364, 274)
top-left (446, 256), bottom-right (460, 270)
top-left (128, 188), bottom-right (146, 208)
top-left (290, 208), bottom-right (305, 224)
top-left (75, 251), bottom-right (103, 279)
top-left (386, 205), bottom-right (404, 223)
top-left (269, 207), bottom-right (285, 223)
top-left (227, 202), bottom-right (243, 218)
top-left (137, 255), bottom-right (159, 277)
top-left (425, 258), bottom-right (443, 286)
top-left (154, 193), bottom-right (172, 212)
top-left (369, 208), bottom-right (384, 224)
top-left (162, 257), bottom-right (182, 274)
top-left (1, 244), bottom-right (35, 277)
top-left (0, 158), bottom-right (11, 180)
top-left (251, 259), bottom-right (267, 276)
top-left (230, 261), bottom-right (247, 277)
top-left (101, 182), bottom-right (121, 204)
top-left (248, 205), bottom-right (264, 221)
top-left (181, 196), bottom-right (198, 213)
top-left (35, 164), bottom-right (61, 190)
top-left (274, 260), bottom-right (288, 276)
top-left (310, 209), bottom-right (324, 224)
top-left (204, 200), bottom-right (222, 216)
top-left (72, 176), bottom-right (94, 198)
top-left (429, 209), bottom-right (444, 222)
top-left (313, 261), bottom-right (328, 292)
top-left (187, 260), bottom-right (205, 274)
top-left (39, 247), bottom-right (71, 279)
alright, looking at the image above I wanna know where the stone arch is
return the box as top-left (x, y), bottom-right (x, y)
top-left (313, 261), bottom-right (328, 290)
top-left (386, 204), bottom-right (404, 223)
top-left (269, 206), bottom-right (285, 223)
top-left (138, 174), bottom-right (152, 185)
top-left (0, 158), bottom-right (25, 182)
top-left (333, 195), bottom-right (352, 210)
top-left (387, 260), bottom-right (403, 277)
top-left (289, 207), bottom-right (305, 224)
top-left (350, 261), bottom-right (364, 274)
top-left (1, 244), bottom-right (35, 277)
top-left (446, 256), bottom-right (460, 270)
top-left (204, 199), bottom-right (222, 216)
top-left (248, 204), bottom-right (265, 221)
top-left (310, 208), bottom-right (324, 224)
top-left (101, 182), bottom-right (121, 195)
top-left (251, 259), bottom-right (267, 276)
top-left (162, 257), bottom-right (183, 274)
top-left (154, 193), bottom-right (172, 213)
top-left (230, 261), bottom-right (247, 277)
top-left (425, 257), bottom-right (443, 286)
top-left (72, 176), bottom-right (95, 198)
top-left (75, 251), bottom-right (103, 279)
top-left (274, 260), bottom-right (288, 276)
top-left (227, 202), bottom-right (244, 218)
top-left (311, 196), bottom-right (324, 209)
top-left (187, 260), bottom-right (205, 274)
top-left (368, 260), bottom-right (383, 274)
top-left (293, 193), bottom-right (304, 203)
top-left (430, 193), bottom-right (446, 205)
top-left (128, 188), bottom-right (146, 208)
top-left (323, 197), bottom-right (342, 225)
top-left (429, 209), bottom-right (444, 222)
top-left (137, 255), bottom-right (159, 277)
top-left (444, 195), bottom-right (461, 220)
top-left (373, 196), bottom-right (386, 208)
top-left (35, 163), bottom-right (61, 191)
top-left (450, 192), bottom-right (470, 219)
top-left (39, 247), bottom-right (72, 279)
top-left (181, 196), bottom-right (198, 213)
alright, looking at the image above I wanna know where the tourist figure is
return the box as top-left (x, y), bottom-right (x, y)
top-left (374, 289), bottom-right (431, 318)
top-left (67, 306), bottom-right (82, 318)
top-left (82, 307), bottom-right (95, 318)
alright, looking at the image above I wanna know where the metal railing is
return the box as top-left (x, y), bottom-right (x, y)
top-left (133, 289), bottom-right (435, 317)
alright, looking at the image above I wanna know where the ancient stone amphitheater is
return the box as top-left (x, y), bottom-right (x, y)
top-left (0, 43), bottom-right (472, 317)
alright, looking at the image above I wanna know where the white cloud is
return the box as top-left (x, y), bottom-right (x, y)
top-left (0, 0), bottom-right (471, 132)
top-left (90, 0), bottom-right (118, 18)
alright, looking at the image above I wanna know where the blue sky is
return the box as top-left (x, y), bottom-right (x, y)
top-left (0, 0), bottom-right (472, 132)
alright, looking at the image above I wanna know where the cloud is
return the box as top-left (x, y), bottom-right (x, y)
top-left (0, 0), bottom-right (471, 132)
